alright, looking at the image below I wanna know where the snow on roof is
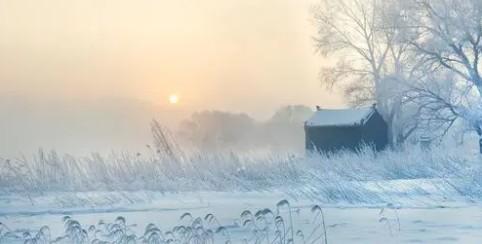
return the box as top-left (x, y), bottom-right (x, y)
top-left (305, 106), bottom-right (375, 127)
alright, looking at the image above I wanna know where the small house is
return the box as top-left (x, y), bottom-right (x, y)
top-left (304, 105), bottom-right (388, 153)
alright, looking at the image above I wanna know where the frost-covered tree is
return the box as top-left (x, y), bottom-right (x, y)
top-left (178, 111), bottom-right (259, 151)
top-left (403, 72), bottom-right (461, 140)
top-left (264, 105), bottom-right (314, 151)
top-left (177, 106), bottom-right (314, 152)
top-left (312, 0), bottom-right (420, 145)
top-left (404, 0), bottom-right (482, 150)
top-left (268, 105), bottom-right (313, 125)
top-left (407, 0), bottom-right (482, 91)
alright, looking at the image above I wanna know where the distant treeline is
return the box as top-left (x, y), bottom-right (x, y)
top-left (176, 105), bottom-right (313, 152)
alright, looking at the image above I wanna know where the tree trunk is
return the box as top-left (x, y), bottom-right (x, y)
top-left (475, 84), bottom-right (482, 154)
top-left (382, 103), bottom-right (399, 148)
top-left (386, 116), bottom-right (399, 149)
top-left (479, 137), bottom-right (482, 154)
top-left (476, 125), bottom-right (482, 154)
top-left (387, 121), bottom-right (394, 146)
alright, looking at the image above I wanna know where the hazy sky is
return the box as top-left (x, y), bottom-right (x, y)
top-left (0, 0), bottom-right (343, 116)
top-left (0, 0), bottom-right (344, 156)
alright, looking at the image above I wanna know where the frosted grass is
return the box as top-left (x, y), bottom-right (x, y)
top-left (1, 121), bottom-right (481, 204)
top-left (0, 143), bottom-right (480, 204)
top-left (0, 200), bottom-right (329, 244)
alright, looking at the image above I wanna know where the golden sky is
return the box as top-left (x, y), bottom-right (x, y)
top-left (0, 0), bottom-right (343, 119)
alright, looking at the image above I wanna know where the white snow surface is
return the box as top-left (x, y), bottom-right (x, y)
top-left (305, 107), bottom-right (374, 127)
top-left (0, 189), bottom-right (481, 243)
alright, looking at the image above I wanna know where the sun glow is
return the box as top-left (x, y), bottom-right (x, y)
top-left (169, 94), bottom-right (179, 104)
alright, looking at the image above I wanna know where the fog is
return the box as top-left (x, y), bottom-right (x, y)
top-left (0, 0), bottom-right (344, 157)
top-left (0, 95), bottom-right (185, 157)
top-left (0, 95), bottom-right (318, 157)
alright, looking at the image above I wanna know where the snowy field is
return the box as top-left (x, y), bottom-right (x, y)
top-left (1, 191), bottom-right (482, 243)
top-left (2, 146), bottom-right (482, 243)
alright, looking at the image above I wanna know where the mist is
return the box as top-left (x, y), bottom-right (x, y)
top-left (0, 0), bottom-right (345, 157)
top-left (0, 94), bottom-right (316, 157)
top-left (0, 95), bottom-right (184, 157)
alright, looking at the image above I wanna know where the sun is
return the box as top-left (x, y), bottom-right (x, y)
top-left (168, 94), bottom-right (179, 104)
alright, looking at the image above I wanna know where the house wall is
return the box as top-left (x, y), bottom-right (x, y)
top-left (360, 111), bottom-right (388, 151)
top-left (305, 125), bottom-right (362, 153)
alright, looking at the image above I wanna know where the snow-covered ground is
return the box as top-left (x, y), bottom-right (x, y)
top-left (1, 186), bottom-right (481, 243)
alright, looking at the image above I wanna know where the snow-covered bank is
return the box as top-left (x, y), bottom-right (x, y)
top-left (0, 178), bottom-right (477, 243)
top-left (1, 191), bottom-right (482, 243)
top-left (0, 178), bottom-right (472, 217)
